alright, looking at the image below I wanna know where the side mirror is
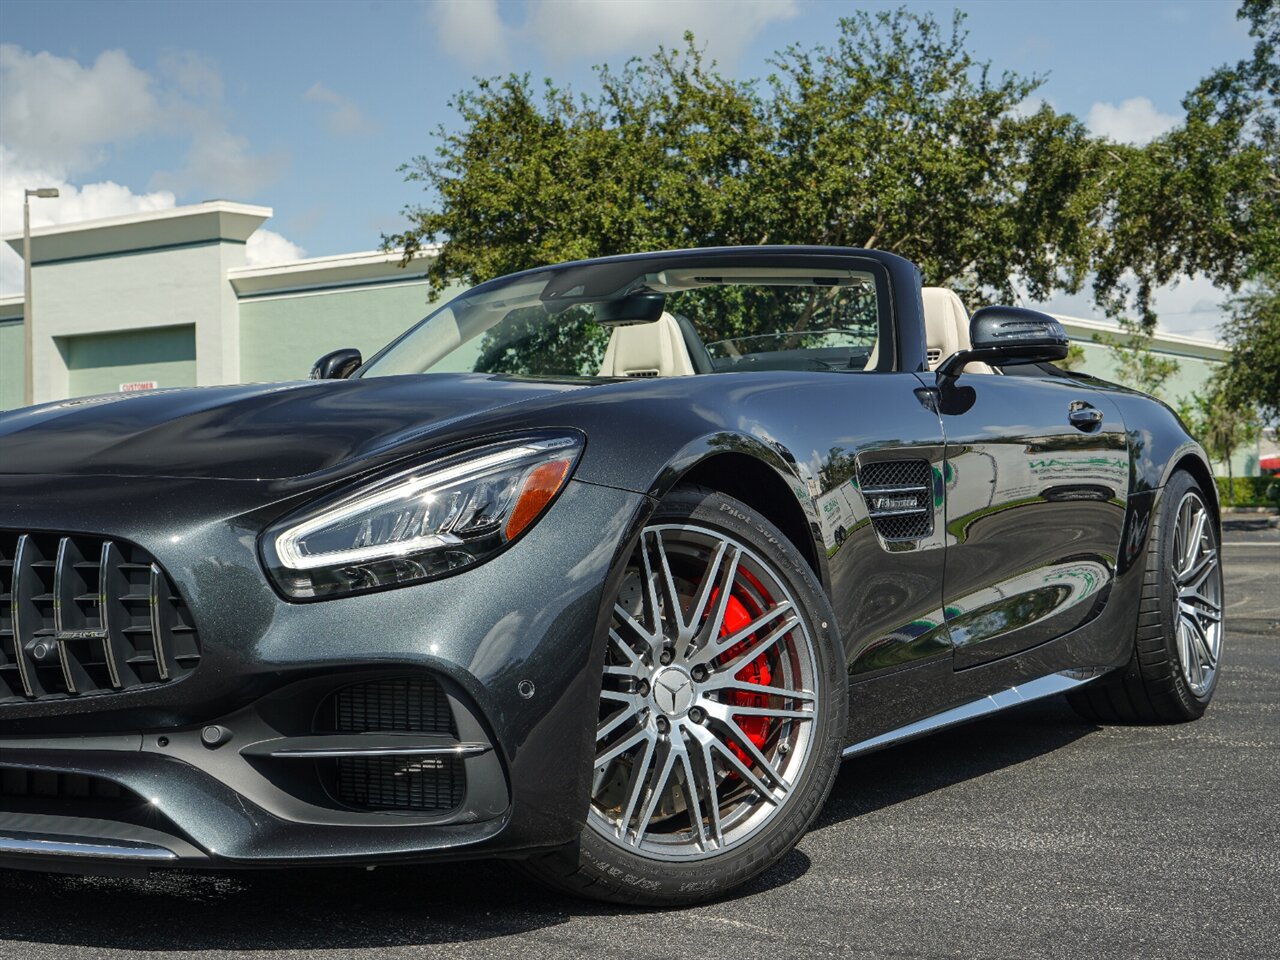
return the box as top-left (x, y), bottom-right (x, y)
top-left (310, 348), bottom-right (362, 380)
top-left (936, 306), bottom-right (1068, 377)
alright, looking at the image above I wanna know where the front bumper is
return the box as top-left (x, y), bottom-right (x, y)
top-left (0, 475), bottom-right (650, 872)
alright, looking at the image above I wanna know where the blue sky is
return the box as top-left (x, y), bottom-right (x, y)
top-left (0, 0), bottom-right (1257, 334)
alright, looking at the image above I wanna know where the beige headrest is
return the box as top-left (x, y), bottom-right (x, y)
top-left (598, 312), bottom-right (696, 378)
top-left (921, 287), bottom-right (992, 373)
top-left (922, 287), bottom-right (970, 363)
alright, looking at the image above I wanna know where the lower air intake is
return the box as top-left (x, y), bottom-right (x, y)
top-left (320, 676), bottom-right (464, 814)
top-left (328, 676), bottom-right (455, 737)
top-left (1, 769), bottom-right (127, 803)
top-left (334, 754), bottom-right (465, 812)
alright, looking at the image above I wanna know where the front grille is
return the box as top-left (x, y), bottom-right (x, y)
top-left (0, 768), bottom-right (127, 803)
top-left (320, 677), bottom-right (464, 813)
top-left (859, 460), bottom-right (935, 540)
top-left (0, 532), bottom-right (200, 703)
top-left (0, 768), bottom-right (180, 835)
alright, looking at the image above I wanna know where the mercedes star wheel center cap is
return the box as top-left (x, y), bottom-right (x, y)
top-left (652, 666), bottom-right (695, 717)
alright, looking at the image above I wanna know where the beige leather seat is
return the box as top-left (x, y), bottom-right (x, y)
top-left (598, 312), bottom-right (696, 378)
top-left (862, 287), bottom-right (992, 373)
top-left (922, 287), bottom-right (993, 374)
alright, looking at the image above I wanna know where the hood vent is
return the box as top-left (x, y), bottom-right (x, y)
top-left (0, 532), bottom-right (200, 704)
top-left (858, 460), bottom-right (935, 541)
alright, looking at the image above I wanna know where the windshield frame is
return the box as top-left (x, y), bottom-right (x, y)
top-left (356, 246), bottom-right (910, 380)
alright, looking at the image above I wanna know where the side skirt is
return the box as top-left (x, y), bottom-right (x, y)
top-left (842, 669), bottom-right (1102, 760)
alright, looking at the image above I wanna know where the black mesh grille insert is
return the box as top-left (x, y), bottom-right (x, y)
top-left (334, 755), bottom-right (465, 812)
top-left (859, 460), bottom-right (935, 541)
top-left (328, 676), bottom-right (455, 737)
top-left (0, 768), bottom-right (127, 802)
top-left (0, 532), bottom-right (200, 704)
top-left (321, 677), bottom-right (463, 813)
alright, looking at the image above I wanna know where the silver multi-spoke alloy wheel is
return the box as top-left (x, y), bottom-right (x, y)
top-left (1066, 471), bottom-right (1225, 724)
top-left (589, 523), bottom-right (819, 861)
top-left (1170, 490), bottom-right (1223, 698)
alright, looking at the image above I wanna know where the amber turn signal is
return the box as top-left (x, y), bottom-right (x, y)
top-left (504, 458), bottom-right (573, 541)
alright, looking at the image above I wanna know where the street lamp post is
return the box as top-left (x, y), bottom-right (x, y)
top-left (23, 187), bottom-right (60, 407)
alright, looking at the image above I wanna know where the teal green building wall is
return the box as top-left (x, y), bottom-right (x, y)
top-left (1070, 339), bottom-right (1220, 405)
top-left (1070, 339), bottom-right (1258, 475)
top-left (237, 281), bottom-right (458, 383)
top-left (0, 320), bottom-right (24, 411)
top-left (58, 325), bottom-right (197, 397)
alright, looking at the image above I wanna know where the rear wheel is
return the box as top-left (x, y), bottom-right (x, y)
top-left (522, 485), bottom-right (845, 905)
top-left (1068, 470), bottom-right (1224, 723)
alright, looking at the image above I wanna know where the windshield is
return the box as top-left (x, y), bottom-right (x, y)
top-left (360, 254), bottom-right (893, 380)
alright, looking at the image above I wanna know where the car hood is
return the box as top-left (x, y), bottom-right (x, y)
top-left (0, 374), bottom-right (593, 481)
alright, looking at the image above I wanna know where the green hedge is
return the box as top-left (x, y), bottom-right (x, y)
top-left (1215, 476), bottom-right (1279, 507)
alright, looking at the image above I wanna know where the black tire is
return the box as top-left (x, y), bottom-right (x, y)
top-left (1068, 470), bottom-right (1223, 724)
top-left (521, 484), bottom-right (846, 906)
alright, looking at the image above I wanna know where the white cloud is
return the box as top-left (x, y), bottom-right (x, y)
top-left (1, 42), bottom-right (287, 205)
top-left (0, 146), bottom-right (178, 293)
top-left (427, 0), bottom-right (511, 69)
top-left (158, 50), bottom-right (224, 104)
top-left (427, 0), bottom-right (799, 70)
top-left (245, 228), bottom-right (306, 267)
top-left (151, 126), bottom-right (287, 199)
top-left (304, 82), bottom-right (378, 136)
top-left (0, 37), bottom-right (303, 292)
top-left (1032, 271), bottom-right (1228, 341)
top-left (1007, 94), bottom-right (1054, 120)
top-left (525, 0), bottom-right (799, 67)
top-left (1086, 96), bottom-right (1180, 145)
top-left (0, 44), bottom-right (160, 174)
top-left (149, 52), bottom-right (288, 198)
top-left (0, 152), bottom-right (305, 291)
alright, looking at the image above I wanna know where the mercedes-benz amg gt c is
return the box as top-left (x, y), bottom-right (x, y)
top-left (0, 247), bottom-right (1223, 905)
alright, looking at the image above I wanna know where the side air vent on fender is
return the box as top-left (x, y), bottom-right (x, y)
top-left (858, 460), bottom-right (935, 541)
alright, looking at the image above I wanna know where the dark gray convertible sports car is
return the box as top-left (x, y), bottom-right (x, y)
top-left (0, 247), bottom-right (1223, 905)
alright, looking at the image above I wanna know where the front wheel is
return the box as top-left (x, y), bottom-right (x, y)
top-left (1068, 470), bottom-right (1224, 723)
top-left (522, 485), bottom-right (846, 905)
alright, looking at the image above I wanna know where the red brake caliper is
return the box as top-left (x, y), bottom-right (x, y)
top-left (715, 588), bottom-right (772, 766)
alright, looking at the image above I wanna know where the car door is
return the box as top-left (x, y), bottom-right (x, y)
top-left (934, 371), bottom-right (1129, 669)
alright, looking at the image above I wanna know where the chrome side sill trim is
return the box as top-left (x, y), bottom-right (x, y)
top-left (0, 834), bottom-right (178, 861)
top-left (842, 670), bottom-right (1101, 760)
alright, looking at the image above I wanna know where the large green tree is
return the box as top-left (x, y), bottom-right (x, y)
top-left (1095, 319), bottom-right (1181, 399)
top-left (1092, 0), bottom-right (1279, 328)
top-left (388, 10), bottom-right (1111, 307)
top-left (1178, 383), bottom-right (1262, 498)
top-left (1219, 273), bottom-right (1280, 427)
top-left (389, 4), bottom-right (1278, 341)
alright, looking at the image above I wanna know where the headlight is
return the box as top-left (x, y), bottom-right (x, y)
top-left (262, 434), bottom-right (582, 599)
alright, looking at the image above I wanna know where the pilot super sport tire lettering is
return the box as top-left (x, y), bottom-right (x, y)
top-left (1068, 470), bottom-right (1224, 724)
top-left (522, 485), bottom-right (846, 905)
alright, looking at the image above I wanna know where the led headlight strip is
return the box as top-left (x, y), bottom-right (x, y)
top-left (262, 434), bottom-right (582, 599)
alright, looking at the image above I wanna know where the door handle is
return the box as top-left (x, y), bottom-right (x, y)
top-left (1068, 403), bottom-right (1104, 430)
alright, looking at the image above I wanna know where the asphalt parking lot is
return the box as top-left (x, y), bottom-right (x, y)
top-left (2, 519), bottom-right (1276, 960)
